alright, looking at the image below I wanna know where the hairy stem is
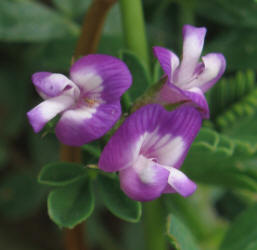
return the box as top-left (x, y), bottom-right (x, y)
top-left (119, 0), bottom-right (150, 71)
top-left (61, 0), bottom-right (117, 250)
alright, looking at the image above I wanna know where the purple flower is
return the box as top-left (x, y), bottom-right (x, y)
top-left (99, 104), bottom-right (202, 201)
top-left (153, 24), bottom-right (226, 119)
top-left (27, 55), bottom-right (132, 146)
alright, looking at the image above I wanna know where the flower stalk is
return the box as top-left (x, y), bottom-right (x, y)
top-left (62, 0), bottom-right (117, 249)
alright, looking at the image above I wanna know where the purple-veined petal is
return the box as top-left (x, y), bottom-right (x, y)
top-left (32, 72), bottom-right (80, 99)
top-left (156, 81), bottom-right (186, 104)
top-left (153, 46), bottom-right (180, 80)
top-left (189, 53), bottom-right (226, 92)
top-left (70, 54), bottom-right (132, 102)
top-left (175, 25), bottom-right (206, 85)
top-left (156, 82), bottom-right (209, 119)
top-left (183, 87), bottom-right (209, 119)
top-left (119, 156), bottom-right (170, 201)
top-left (99, 104), bottom-right (168, 172)
top-left (141, 105), bottom-right (202, 168)
top-left (27, 94), bottom-right (75, 133)
top-left (55, 101), bottom-right (121, 146)
top-left (167, 167), bottom-right (197, 197)
top-left (99, 104), bottom-right (202, 173)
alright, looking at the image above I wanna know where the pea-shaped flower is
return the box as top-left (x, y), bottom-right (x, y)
top-left (27, 55), bottom-right (132, 146)
top-left (153, 24), bottom-right (226, 118)
top-left (99, 104), bottom-right (201, 201)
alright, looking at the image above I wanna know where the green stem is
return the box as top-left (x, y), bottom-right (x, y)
top-left (143, 200), bottom-right (167, 250)
top-left (119, 0), bottom-right (150, 71)
top-left (179, 0), bottom-right (196, 29)
top-left (82, 144), bottom-right (101, 158)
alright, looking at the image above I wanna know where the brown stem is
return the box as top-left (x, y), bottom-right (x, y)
top-left (64, 224), bottom-right (86, 250)
top-left (60, 144), bottom-right (82, 162)
top-left (61, 0), bottom-right (117, 250)
top-left (73, 0), bottom-right (118, 61)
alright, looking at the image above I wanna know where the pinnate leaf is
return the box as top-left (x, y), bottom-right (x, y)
top-left (209, 70), bottom-right (256, 118)
top-left (183, 128), bottom-right (257, 191)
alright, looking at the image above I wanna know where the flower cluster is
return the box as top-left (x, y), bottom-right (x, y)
top-left (27, 25), bottom-right (226, 201)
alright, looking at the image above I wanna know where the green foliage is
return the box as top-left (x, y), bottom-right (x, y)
top-left (98, 174), bottom-right (142, 222)
top-left (23, 37), bottom-right (77, 72)
top-left (0, 0), bottom-right (79, 42)
top-left (163, 189), bottom-right (225, 243)
top-left (197, 0), bottom-right (257, 28)
top-left (216, 91), bottom-right (257, 147)
top-left (1, 0), bottom-right (257, 248)
top-left (167, 214), bottom-right (200, 250)
top-left (103, 4), bottom-right (122, 35)
top-left (82, 141), bottom-right (101, 159)
top-left (28, 133), bottom-right (59, 167)
top-left (207, 29), bottom-right (257, 71)
top-left (48, 177), bottom-right (94, 228)
top-left (52, 0), bottom-right (91, 19)
top-left (183, 128), bottom-right (257, 192)
top-left (0, 66), bottom-right (29, 137)
top-left (38, 162), bottom-right (87, 186)
top-left (98, 34), bottom-right (123, 57)
top-left (0, 174), bottom-right (46, 219)
top-left (208, 70), bottom-right (257, 148)
top-left (197, 0), bottom-right (257, 70)
top-left (209, 70), bottom-right (256, 118)
top-left (119, 50), bottom-right (151, 109)
top-left (220, 203), bottom-right (257, 250)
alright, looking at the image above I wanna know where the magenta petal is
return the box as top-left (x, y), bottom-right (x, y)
top-left (167, 167), bottom-right (197, 197)
top-left (99, 104), bottom-right (202, 172)
top-left (192, 53), bottom-right (226, 92)
top-left (70, 54), bottom-right (132, 102)
top-left (183, 87), bottom-right (210, 119)
top-left (175, 25), bottom-right (207, 84)
top-left (143, 105), bottom-right (202, 168)
top-left (99, 104), bottom-right (168, 172)
top-left (162, 185), bottom-right (177, 194)
top-left (55, 102), bottom-right (121, 146)
top-left (153, 46), bottom-right (179, 80)
top-left (119, 157), bottom-right (170, 202)
top-left (32, 72), bottom-right (79, 99)
top-left (156, 82), bottom-right (186, 104)
top-left (27, 94), bottom-right (75, 133)
top-left (157, 82), bottom-right (209, 119)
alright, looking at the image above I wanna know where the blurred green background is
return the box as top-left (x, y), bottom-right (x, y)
top-left (0, 0), bottom-right (256, 249)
